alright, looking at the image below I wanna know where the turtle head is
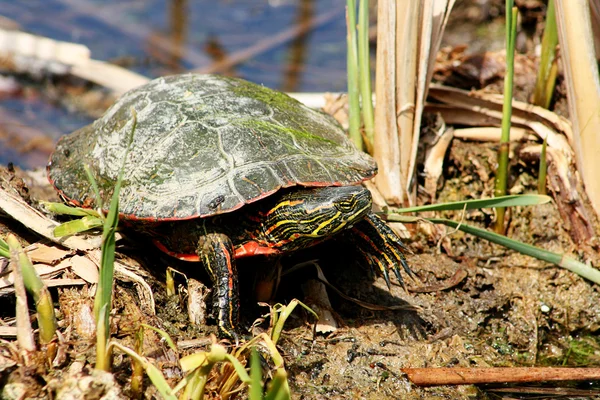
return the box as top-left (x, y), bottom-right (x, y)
top-left (262, 185), bottom-right (372, 251)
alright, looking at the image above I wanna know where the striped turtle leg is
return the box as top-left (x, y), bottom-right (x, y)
top-left (197, 233), bottom-right (240, 342)
top-left (351, 213), bottom-right (413, 289)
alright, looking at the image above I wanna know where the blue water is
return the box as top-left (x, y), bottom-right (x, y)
top-left (0, 0), bottom-right (349, 167)
top-left (1, 0), bottom-right (347, 90)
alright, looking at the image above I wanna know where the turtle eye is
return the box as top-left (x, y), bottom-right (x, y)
top-left (64, 148), bottom-right (71, 158)
top-left (335, 200), bottom-right (355, 213)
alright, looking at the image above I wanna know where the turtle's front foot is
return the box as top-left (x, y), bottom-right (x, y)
top-left (351, 212), bottom-right (414, 289)
top-left (197, 233), bottom-right (241, 342)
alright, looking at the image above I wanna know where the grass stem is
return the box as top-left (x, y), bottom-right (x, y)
top-left (346, 0), bottom-right (362, 150)
top-left (532, 0), bottom-right (558, 108)
top-left (538, 137), bottom-right (548, 194)
top-left (358, 0), bottom-right (374, 151)
top-left (428, 217), bottom-right (600, 285)
top-left (94, 110), bottom-right (137, 371)
top-left (494, 3), bottom-right (518, 233)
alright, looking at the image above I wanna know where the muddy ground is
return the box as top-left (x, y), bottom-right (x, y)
top-left (1, 133), bottom-right (599, 399)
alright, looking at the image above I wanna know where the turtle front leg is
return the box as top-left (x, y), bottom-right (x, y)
top-left (197, 233), bottom-right (240, 342)
top-left (351, 213), bottom-right (414, 289)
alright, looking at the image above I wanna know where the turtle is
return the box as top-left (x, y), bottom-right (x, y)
top-left (47, 73), bottom-right (413, 340)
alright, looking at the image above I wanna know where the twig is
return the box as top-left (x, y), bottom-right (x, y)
top-left (0, 27), bottom-right (150, 95)
top-left (402, 367), bottom-right (600, 386)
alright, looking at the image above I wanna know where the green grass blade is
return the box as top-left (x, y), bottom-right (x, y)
top-left (265, 369), bottom-right (291, 400)
top-left (0, 237), bottom-right (9, 258)
top-left (494, 4), bottom-right (518, 232)
top-left (538, 137), bottom-right (548, 195)
top-left (357, 0), bottom-right (374, 150)
top-left (391, 194), bottom-right (551, 213)
top-left (94, 109), bottom-right (137, 371)
top-left (9, 236), bottom-right (57, 344)
top-left (179, 352), bottom-right (209, 373)
top-left (34, 286), bottom-right (56, 344)
top-left (94, 212), bottom-right (117, 320)
top-left (84, 164), bottom-right (103, 210)
top-left (19, 250), bottom-right (57, 344)
top-left (53, 215), bottom-right (104, 237)
top-left (249, 348), bottom-right (263, 400)
top-left (427, 217), bottom-right (600, 285)
top-left (170, 371), bottom-right (198, 395)
top-left (165, 267), bottom-right (176, 296)
top-left (110, 342), bottom-right (178, 400)
top-left (185, 368), bottom-right (206, 400)
top-left (532, 0), bottom-right (558, 108)
top-left (271, 299), bottom-right (318, 347)
top-left (95, 304), bottom-right (110, 371)
top-left (7, 234), bottom-right (36, 352)
top-left (93, 179), bottom-right (119, 367)
top-left (140, 324), bottom-right (177, 352)
top-left (42, 201), bottom-right (102, 217)
top-left (223, 353), bottom-right (252, 383)
top-left (346, 0), bottom-right (363, 150)
top-left (95, 177), bottom-right (120, 303)
top-left (130, 328), bottom-right (144, 400)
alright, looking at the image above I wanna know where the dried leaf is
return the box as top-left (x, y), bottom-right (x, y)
top-left (301, 279), bottom-right (337, 334)
top-left (27, 243), bottom-right (71, 264)
top-left (70, 255), bottom-right (99, 284)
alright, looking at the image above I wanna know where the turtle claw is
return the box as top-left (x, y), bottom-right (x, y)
top-left (392, 265), bottom-right (404, 290)
top-left (229, 331), bottom-right (240, 347)
top-left (381, 263), bottom-right (392, 290)
top-left (351, 212), bottom-right (413, 290)
top-left (400, 257), bottom-right (414, 278)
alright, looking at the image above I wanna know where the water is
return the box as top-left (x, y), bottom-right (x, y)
top-left (0, 0), bottom-right (349, 167)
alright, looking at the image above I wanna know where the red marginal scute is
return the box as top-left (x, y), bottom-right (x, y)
top-left (235, 241), bottom-right (280, 258)
top-left (153, 239), bottom-right (280, 262)
top-left (153, 240), bottom-right (200, 262)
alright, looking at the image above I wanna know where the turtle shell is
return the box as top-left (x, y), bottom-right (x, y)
top-left (48, 74), bottom-right (376, 221)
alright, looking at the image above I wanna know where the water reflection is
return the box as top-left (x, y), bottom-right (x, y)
top-left (168, 0), bottom-right (188, 71)
top-left (2, 0), bottom-right (347, 89)
top-left (0, 0), bottom-right (348, 167)
top-left (282, 0), bottom-right (313, 92)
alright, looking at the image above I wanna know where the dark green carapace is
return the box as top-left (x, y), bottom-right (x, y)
top-left (48, 74), bottom-right (375, 220)
top-left (47, 74), bottom-right (412, 340)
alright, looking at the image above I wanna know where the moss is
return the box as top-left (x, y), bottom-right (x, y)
top-left (241, 119), bottom-right (337, 146)
top-left (229, 77), bottom-right (302, 113)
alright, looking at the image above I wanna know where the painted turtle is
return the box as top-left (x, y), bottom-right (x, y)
top-left (48, 74), bottom-right (412, 339)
